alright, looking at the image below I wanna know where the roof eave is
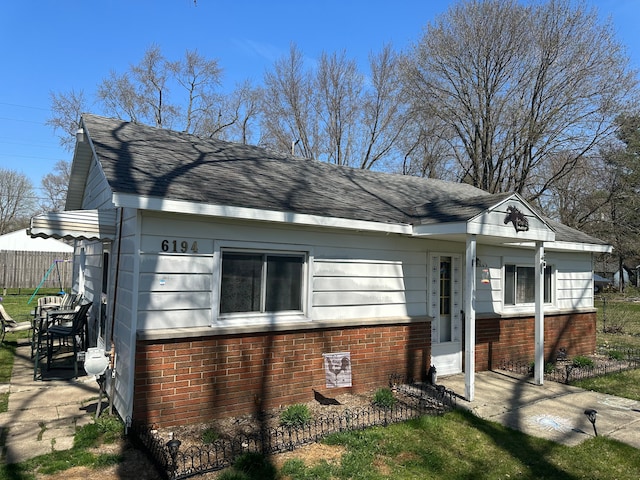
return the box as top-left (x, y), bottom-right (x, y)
top-left (112, 193), bottom-right (413, 235)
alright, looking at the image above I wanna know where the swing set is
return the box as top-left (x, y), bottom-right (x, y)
top-left (28, 259), bottom-right (71, 305)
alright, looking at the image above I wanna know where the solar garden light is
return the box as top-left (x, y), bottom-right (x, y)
top-left (584, 409), bottom-right (598, 436)
top-left (166, 438), bottom-right (182, 473)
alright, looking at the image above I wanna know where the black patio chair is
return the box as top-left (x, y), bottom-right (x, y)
top-left (45, 302), bottom-right (92, 378)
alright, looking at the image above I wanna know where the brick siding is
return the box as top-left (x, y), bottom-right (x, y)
top-left (133, 322), bottom-right (431, 427)
top-left (475, 311), bottom-right (596, 370)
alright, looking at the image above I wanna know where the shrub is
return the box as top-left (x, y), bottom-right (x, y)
top-left (218, 470), bottom-right (250, 480)
top-left (608, 350), bottom-right (626, 361)
top-left (527, 362), bottom-right (556, 375)
top-left (279, 404), bottom-right (311, 429)
top-left (201, 426), bottom-right (219, 444)
top-left (232, 452), bottom-right (277, 479)
top-left (372, 388), bottom-right (396, 409)
top-left (572, 355), bottom-right (595, 368)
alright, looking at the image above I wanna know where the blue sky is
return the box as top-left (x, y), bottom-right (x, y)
top-left (1, 0), bottom-right (639, 203)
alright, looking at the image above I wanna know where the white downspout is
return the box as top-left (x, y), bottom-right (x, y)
top-left (465, 234), bottom-right (477, 401)
top-left (534, 241), bottom-right (545, 385)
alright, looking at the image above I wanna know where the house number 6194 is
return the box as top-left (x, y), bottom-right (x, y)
top-left (161, 239), bottom-right (199, 253)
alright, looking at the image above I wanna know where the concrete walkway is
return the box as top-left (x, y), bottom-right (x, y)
top-left (0, 341), bottom-right (101, 464)
top-left (439, 370), bottom-right (640, 448)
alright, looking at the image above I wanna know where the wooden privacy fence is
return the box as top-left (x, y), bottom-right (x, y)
top-left (0, 250), bottom-right (73, 291)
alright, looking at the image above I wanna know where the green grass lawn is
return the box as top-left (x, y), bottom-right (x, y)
top-left (596, 293), bottom-right (640, 349)
top-left (573, 368), bottom-right (640, 401)
top-left (1, 290), bottom-right (62, 413)
top-left (214, 410), bottom-right (640, 480)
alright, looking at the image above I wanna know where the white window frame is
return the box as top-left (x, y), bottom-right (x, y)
top-left (503, 261), bottom-right (554, 310)
top-left (212, 241), bottom-right (312, 325)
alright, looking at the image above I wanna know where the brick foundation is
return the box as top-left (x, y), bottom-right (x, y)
top-left (133, 322), bottom-right (431, 427)
top-left (475, 311), bottom-right (596, 370)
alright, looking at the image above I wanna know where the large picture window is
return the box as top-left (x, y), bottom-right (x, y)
top-left (220, 251), bottom-right (305, 314)
top-left (504, 264), bottom-right (552, 305)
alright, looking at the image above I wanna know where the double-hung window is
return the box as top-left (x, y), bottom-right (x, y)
top-left (220, 251), bottom-right (305, 315)
top-left (504, 264), bottom-right (552, 305)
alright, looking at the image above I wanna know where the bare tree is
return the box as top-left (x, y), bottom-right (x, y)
top-left (50, 46), bottom-right (259, 147)
top-left (399, 118), bottom-right (455, 179)
top-left (315, 50), bottom-right (362, 166)
top-left (96, 70), bottom-right (142, 124)
top-left (262, 43), bottom-right (320, 159)
top-left (0, 169), bottom-right (36, 234)
top-left (402, 0), bottom-right (637, 197)
top-left (206, 81), bottom-right (263, 145)
top-left (46, 89), bottom-right (88, 151)
top-left (40, 160), bottom-right (71, 213)
top-left (130, 45), bottom-right (180, 129)
top-left (262, 43), bottom-right (408, 170)
top-left (359, 44), bottom-right (407, 170)
top-left (167, 49), bottom-right (222, 133)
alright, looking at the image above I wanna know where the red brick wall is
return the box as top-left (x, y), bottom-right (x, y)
top-left (133, 322), bottom-right (431, 428)
top-left (474, 311), bottom-right (596, 370)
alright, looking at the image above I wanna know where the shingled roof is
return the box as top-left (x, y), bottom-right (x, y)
top-left (80, 114), bottom-right (607, 246)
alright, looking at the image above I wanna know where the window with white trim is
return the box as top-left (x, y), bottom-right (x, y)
top-left (504, 264), bottom-right (552, 305)
top-left (220, 251), bottom-right (305, 314)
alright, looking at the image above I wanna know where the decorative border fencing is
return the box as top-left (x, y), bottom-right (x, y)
top-left (499, 347), bottom-right (640, 384)
top-left (127, 380), bottom-right (456, 480)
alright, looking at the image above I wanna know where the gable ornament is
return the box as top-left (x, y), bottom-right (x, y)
top-left (504, 205), bottom-right (529, 232)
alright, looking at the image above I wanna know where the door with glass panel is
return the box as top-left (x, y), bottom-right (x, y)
top-left (430, 254), bottom-right (462, 375)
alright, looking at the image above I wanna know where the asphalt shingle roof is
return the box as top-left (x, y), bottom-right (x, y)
top-left (81, 114), bottom-right (607, 246)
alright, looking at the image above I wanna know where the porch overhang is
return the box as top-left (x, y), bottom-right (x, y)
top-left (411, 193), bottom-right (556, 244)
top-left (29, 209), bottom-right (117, 242)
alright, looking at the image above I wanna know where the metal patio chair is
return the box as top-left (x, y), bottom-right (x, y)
top-left (43, 302), bottom-right (92, 379)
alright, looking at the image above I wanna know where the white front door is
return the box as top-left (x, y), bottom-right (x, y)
top-left (430, 254), bottom-right (463, 375)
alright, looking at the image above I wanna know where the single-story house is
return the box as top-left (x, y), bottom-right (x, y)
top-left (29, 114), bottom-right (611, 428)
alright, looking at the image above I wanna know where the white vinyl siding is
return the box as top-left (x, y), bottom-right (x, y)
top-left (109, 207), bottom-right (138, 421)
top-left (312, 249), bottom-right (428, 321)
top-left (474, 249), bottom-right (594, 314)
top-left (80, 160), bottom-right (114, 210)
top-left (135, 214), bottom-right (438, 328)
top-left (554, 254), bottom-right (594, 309)
top-left (137, 240), bottom-right (214, 330)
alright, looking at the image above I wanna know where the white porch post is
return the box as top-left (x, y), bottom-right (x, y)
top-left (534, 241), bottom-right (545, 385)
top-left (465, 235), bottom-right (477, 401)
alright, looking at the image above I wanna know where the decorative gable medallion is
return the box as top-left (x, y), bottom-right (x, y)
top-left (504, 205), bottom-right (529, 232)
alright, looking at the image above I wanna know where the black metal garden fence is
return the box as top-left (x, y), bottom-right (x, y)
top-left (498, 346), bottom-right (640, 384)
top-left (127, 380), bottom-right (456, 480)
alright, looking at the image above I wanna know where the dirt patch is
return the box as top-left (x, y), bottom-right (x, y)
top-left (156, 389), bottom-right (378, 451)
top-left (270, 442), bottom-right (346, 470)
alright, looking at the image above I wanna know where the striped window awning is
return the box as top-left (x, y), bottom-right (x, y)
top-left (29, 209), bottom-right (117, 242)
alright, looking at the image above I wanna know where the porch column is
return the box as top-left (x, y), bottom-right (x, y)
top-left (465, 234), bottom-right (476, 401)
top-left (534, 241), bottom-right (545, 385)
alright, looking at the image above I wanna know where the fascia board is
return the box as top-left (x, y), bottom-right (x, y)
top-left (543, 241), bottom-right (612, 253)
top-left (467, 220), bottom-right (555, 241)
top-left (411, 222), bottom-right (468, 236)
top-left (412, 221), bottom-right (555, 242)
top-left (504, 240), bottom-right (612, 253)
top-left (112, 193), bottom-right (413, 235)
